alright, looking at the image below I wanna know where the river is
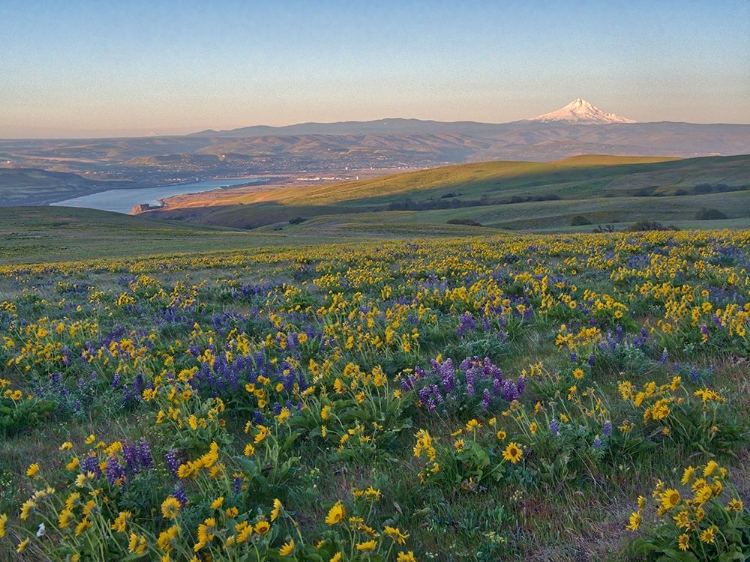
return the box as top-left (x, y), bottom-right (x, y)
top-left (50, 177), bottom-right (266, 214)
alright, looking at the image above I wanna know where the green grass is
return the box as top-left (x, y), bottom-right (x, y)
top-left (147, 154), bottom-right (750, 231)
top-left (0, 206), bottom-right (300, 263)
top-left (0, 229), bottom-right (748, 561)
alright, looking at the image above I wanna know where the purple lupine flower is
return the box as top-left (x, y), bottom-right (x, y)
top-left (701, 324), bottom-right (709, 338)
top-left (549, 419), bottom-right (560, 437)
top-left (401, 376), bottom-right (414, 392)
top-left (81, 452), bottom-right (102, 477)
top-left (418, 386), bottom-right (431, 404)
top-left (122, 442), bottom-right (139, 474)
top-left (465, 368), bottom-right (476, 396)
top-left (430, 384), bottom-right (444, 404)
top-left (502, 380), bottom-right (519, 402)
top-left (138, 438), bottom-right (153, 470)
top-left (172, 486), bottom-right (188, 506)
top-left (493, 377), bottom-right (504, 397)
top-left (570, 352), bottom-right (577, 363)
top-left (253, 409), bottom-right (264, 424)
top-left (592, 436), bottom-right (602, 449)
top-left (602, 421), bottom-right (612, 437)
top-left (690, 367), bottom-right (700, 383)
top-left (232, 476), bottom-right (243, 496)
top-left (517, 376), bottom-right (526, 396)
top-left (105, 456), bottom-right (125, 486)
top-left (481, 388), bottom-right (491, 409)
top-left (457, 312), bottom-right (477, 337)
top-left (658, 348), bottom-right (668, 364)
top-left (588, 353), bottom-right (596, 366)
top-left (112, 374), bottom-right (121, 389)
top-left (439, 360), bottom-right (455, 393)
top-left (165, 451), bottom-right (182, 478)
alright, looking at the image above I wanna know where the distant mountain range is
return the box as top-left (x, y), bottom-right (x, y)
top-left (1, 100), bottom-right (749, 206)
top-left (178, 99), bottom-right (748, 163)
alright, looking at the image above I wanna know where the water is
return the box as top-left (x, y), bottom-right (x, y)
top-left (51, 177), bottom-right (265, 214)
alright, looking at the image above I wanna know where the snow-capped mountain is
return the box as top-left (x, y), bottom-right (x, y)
top-left (528, 98), bottom-right (637, 124)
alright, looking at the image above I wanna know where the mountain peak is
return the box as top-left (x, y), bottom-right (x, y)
top-left (529, 98), bottom-right (636, 124)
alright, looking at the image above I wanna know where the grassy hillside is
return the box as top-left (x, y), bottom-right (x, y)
top-left (0, 168), bottom-right (124, 205)
top-left (148, 154), bottom-right (750, 231)
top-left (0, 207), bottom-right (294, 264)
top-left (1, 230), bottom-right (749, 561)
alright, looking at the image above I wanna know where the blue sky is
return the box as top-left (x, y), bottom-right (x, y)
top-left (1, 0), bottom-right (748, 137)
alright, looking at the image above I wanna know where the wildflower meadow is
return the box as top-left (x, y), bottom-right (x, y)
top-left (0, 230), bottom-right (748, 561)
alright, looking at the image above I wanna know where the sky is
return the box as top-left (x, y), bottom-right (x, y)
top-left (1, 0), bottom-right (749, 138)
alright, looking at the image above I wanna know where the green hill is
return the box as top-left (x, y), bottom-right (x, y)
top-left (0, 207), bottom-right (294, 264)
top-left (148, 154), bottom-right (750, 231)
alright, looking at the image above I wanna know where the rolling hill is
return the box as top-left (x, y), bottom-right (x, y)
top-left (143, 154), bottom-right (750, 232)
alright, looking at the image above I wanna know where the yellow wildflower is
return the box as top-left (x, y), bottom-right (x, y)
top-left (502, 442), bottom-right (523, 464)
top-left (271, 498), bottom-right (282, 521)
top-left (279, 538), bottom-right (295, 556)
top-left (700, 526), bottom-right (716, 544)
top-left (356, 540), bottom-right (377, 552)
top-left (161, 496), bottom-right (181, 519)
top-left (255, 520), bottom-right (271, 535)
top-left (325, 501), bottom-right (346, 526)
top-left (626, 511), bottom-right (641, 531)
top-left (384, 525), bottom-right (410, 545)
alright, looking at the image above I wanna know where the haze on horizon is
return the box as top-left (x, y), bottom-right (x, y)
top-left (1, 0), bottom-right (749, 139)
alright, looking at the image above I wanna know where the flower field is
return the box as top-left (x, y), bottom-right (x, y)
top-left (0, 230), bottom-right (748, 561)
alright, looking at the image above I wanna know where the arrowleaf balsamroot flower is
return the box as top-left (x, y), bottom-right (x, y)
top-left (658, 489), bottom-right (680, 512)
top-left (700, 525), bottom-right (716, 544)
top-left (271, 498), bottom-right (283, 521)
top-left (626, 511), bottom-right (641, 531)
top-left (161, 496), bottom-right (181, 519)
top-left (255, 520), bottom-right (271, 535)
top-left (325, 501), bottom-right (346, 525)
top-left (279, 538), bottom-right (295, 556)
top-left (502, 442), bottom-right (523, 464)
top-left (356, 539), bottom-right (377, 552)
top-left (384, 525), bottom-right (410, 545)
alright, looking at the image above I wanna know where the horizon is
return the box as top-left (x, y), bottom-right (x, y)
top-left (2, 1), bottom-right (749, 139)
top-left (6, 107), bottom-right (750, 141)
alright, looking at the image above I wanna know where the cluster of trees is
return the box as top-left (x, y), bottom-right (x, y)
top-left (386, 193), bottom-right (560, 212)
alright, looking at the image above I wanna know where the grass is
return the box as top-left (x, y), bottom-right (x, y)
top-left (145, 154), bottom-right (750, 231)
top-left (0, 229), bottom-right (748, 561)
top-left (0, 206), bottom-right (304, 263)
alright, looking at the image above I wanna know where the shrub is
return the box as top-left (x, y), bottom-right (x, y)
top-left (627, 220), bottom-right (678, 232)
top-left (447, 218), bottom-right (482, 226)
top-left (570, 215), bottom-right (592, 226)
top-left (695, 208), bottom-right (728, 220)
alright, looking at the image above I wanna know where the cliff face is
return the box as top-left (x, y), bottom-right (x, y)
top-left (131, 203), bottom-right (161, 214)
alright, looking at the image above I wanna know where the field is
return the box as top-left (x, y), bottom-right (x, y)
top-left (142, 154), bottom-right (750, 232)
top-left (1, 223), bottom-right (748, 560)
